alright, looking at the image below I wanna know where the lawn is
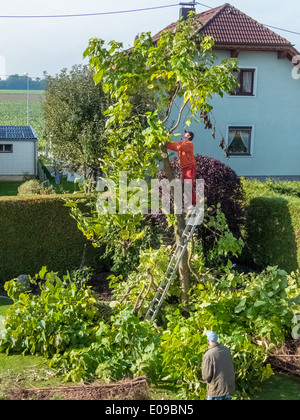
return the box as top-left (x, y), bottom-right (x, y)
top-left (0, 351), bottom-right (63, 400)
top-left (254, 374), bottom-right (300, 400)
top-left (0, 297), bottom-right (63, 399)
top-left (0, 182), bottom-right (22, 196)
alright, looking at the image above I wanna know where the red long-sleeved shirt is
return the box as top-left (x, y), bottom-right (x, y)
top-left (166, 140), bottom-right (196, 169)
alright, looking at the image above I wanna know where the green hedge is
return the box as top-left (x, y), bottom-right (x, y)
top-left (242, 179), bottom-right (300, 273)
top-left (0, 194), bottom-right (102, 284)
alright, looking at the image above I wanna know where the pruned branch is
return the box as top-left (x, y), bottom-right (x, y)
top-left (162, 82), bottom-right (181, 124)
top-left (168, 95), bottom-right (191, 135)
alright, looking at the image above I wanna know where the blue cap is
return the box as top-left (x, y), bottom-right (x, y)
top-left (206, 330), bottom-right (218, 342)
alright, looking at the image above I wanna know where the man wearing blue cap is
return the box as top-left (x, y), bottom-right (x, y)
top-left (201, 331), bottom-right (235, 400)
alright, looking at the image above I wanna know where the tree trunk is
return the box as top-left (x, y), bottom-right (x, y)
top-left (174, 212), bottom-right (190, 305)
top-left (160, 143), bottom-right (190, 305)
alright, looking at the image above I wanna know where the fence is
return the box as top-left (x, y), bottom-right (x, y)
top-left (37, 161), bottom-right (51, 188)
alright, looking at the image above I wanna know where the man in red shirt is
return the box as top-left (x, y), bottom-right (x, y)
top-left (166, 130), bottom-right (197, 207)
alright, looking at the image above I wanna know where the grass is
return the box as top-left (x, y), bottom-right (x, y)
top-left (0, 297), bottom-right (63, 399)
top-left (41, 163), bottom-right (78, 194)
top-left (254, 374), bottom-right (300, 400)
top-left (0, 353), bottom-right (63, 399)
top-left (0, 297), bottom-right (13, 317)
top-left (0, 182), bottom-right (22, 196)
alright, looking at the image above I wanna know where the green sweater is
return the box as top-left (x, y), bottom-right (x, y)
top-left (201, 342), bottom-right (236, 398)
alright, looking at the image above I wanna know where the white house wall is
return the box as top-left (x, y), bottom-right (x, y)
top-left (0, 141), bottom-right (36, 176)
top-left (169, 51), bottom-right (300, 179)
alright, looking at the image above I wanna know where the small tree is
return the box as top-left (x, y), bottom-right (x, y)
top-left (43, 65), bottom-right (108, 180)
top-left (83, 14), bottom-right (239, 303)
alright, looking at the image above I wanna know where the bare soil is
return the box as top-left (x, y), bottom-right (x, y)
top-left (88, 271), bottom-right (113, 301)
top-left (0, 93), bottom-right (44, 102)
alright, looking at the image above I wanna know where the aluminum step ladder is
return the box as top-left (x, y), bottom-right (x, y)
top-left (145, 204), bottom-right (204, 322)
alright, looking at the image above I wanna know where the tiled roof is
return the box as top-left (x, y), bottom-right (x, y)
top-left (0, 126), bottom-right (37, 140)
top-left (198, 3), bottom-right (292, 46)
top-left (152, 3), bottom-right (293, 47)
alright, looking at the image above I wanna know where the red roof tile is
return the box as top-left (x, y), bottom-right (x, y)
top-left (153, 3), bottom-right (293, 47)
top-left (199, 3), bottom-right (292, 46)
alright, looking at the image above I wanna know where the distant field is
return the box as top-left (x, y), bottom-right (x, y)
top-left (0, 90), bottom-right (44, 144)
top-left (0, 94), bottom-right (44, 102)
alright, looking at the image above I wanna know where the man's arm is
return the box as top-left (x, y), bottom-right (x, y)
top-left (166, 141), bottom-right (194, 153)
top-left (201, 355), bottom-right (213, 384)
top-left (166, 141), bottom-right (183, 151)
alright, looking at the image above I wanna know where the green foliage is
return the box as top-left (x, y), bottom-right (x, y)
top-left (159, 310), bottom-right (208, 399)
top-left (199, 204), bottom-right (245, 268)
top-left (1, 256), bottom-right (299, 399)
top-left (0, 268), bottom-right (102, 357)
top-left (0, 194), bottom-right (102, 284)
top-left (65, 195), bottom-right (162, 276)
top-left (287, 269), bottom-right (300, 301)
top-left (50, 308), bottom-right (162, 383)
top-left (108, 246), bottom-right (172, 315)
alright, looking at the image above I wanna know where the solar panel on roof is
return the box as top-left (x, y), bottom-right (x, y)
top-left (0, 126), bottom-right (37, 140)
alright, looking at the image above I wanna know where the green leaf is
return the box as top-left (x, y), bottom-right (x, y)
top-left (39, 266), bottom-right (48, 280)
top-left (254, 301), bottom-right (266, 308)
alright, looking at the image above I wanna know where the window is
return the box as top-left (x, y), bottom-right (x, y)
top-left (0, 144), bottom-right (13, 153)
top-left (228, 127), bottom-right (252, 156)
top-left (232, 69), bottom-right (255, 96)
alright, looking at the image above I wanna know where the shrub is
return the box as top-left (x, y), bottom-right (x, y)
top-left (18, 179), bottom-right (53, 196)
top-left (242, 179), bottom-right (300, 273)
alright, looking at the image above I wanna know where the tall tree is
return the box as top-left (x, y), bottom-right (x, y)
top-left (43, 65), bottom-right (108, 179)
top-left (83, 14), bottom-right (239, 303)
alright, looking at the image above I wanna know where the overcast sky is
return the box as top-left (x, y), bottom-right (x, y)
top-left (0, 0), bottom-right (299, 78)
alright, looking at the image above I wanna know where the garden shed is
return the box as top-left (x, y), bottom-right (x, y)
top-left (0, 126), bottom-right (38, 180)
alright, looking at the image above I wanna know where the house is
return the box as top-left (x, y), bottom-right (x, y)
top-left (0, 126), bottom-right (38, 180)
top-left (154, 3), bottom-right (300, 180)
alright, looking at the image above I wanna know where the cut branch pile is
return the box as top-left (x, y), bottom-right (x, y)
top-left (5, 376), bottom-right (149, 401)
top-left (268, 339), bottom-right (300, 376)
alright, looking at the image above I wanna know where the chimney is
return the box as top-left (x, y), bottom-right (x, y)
top-left (179, 1), bottom-right (196, 20)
